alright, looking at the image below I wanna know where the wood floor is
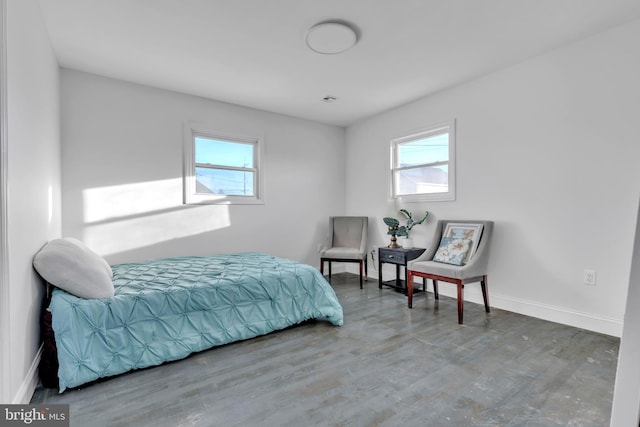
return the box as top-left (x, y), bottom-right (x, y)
top-left (31, 273), bottom-right (620, 426)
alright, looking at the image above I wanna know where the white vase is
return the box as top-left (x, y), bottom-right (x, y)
top-left (401, 238), bottom-right (413, 248)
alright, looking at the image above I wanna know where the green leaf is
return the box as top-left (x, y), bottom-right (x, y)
top-left (414, 211), bottom-right (429, 225)
top-left (383, 217), bottom-right (399, 227)
top-left (399, 209), bottom-right (412, 220)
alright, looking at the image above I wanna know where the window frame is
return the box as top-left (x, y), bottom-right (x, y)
top-left (183, 123), bottom-right (265, 205)
top-left (390, 120), bottom-right (456, 202)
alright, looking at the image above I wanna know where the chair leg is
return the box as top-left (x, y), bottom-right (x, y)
top-left (407, 271), bottom-right (414, 308)
top-left (481, 275), bottom-right (490, 313)
top-left (457, 284), bottom-right (464, 324)
top-left (359, 260), bottom-right (363, 289)
top-left (433, 280), bottom-right (439, 299)
top-left (328, 261), bottom-right (332, 279)
top-left (320, 259), bottom-right (324, 275)
top-left (364, 257), bottom-right (368, 281)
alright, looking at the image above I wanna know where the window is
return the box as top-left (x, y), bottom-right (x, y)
top-left (391, 120), bottom-right (455, 202)
top-left (183, 124), bottom-right (264, 204)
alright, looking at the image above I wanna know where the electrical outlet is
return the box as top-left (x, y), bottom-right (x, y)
top-left (584, 270), bottom-right (596, 286)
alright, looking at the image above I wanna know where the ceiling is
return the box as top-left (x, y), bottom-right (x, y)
top-left (37, 0), bottom-right (640, 127)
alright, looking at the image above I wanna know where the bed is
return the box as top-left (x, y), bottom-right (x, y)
top-left (33, 241), bottom-right (343, 392)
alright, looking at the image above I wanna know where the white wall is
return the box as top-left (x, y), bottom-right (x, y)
top-left (61, 70), bottom-right (345, 267)
top-left (345, 18), bottom-right (640, 336)
top-left (3, 0), bottom-right (61, 403)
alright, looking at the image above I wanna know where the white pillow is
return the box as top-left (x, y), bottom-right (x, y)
top-left (64, 237), bottom-right (112, 278)
top-left (33, 238), bottom-right (114, 299)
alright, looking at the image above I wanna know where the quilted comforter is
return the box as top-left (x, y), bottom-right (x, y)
top-left (49, 253), bottom-right (343, 392)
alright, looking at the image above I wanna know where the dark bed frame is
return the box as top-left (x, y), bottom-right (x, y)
top-left (39, 283), bottom-right (59, 388)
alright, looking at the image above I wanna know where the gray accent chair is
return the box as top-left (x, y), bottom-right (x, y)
top-left (320, 216), bottom-right (368, 288)
top-left (407, 220), bottom-right (494, 324)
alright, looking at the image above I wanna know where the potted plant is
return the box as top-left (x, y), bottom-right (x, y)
top-left (383, 217), bottom-right (401, 248)
top-left (383, 209), bottom-right (429, 248)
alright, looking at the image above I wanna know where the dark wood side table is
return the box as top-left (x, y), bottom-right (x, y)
top-left (378, 247), bottom-right (426, 293)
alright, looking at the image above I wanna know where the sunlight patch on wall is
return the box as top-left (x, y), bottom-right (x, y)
top-left (82, 179), bottom-right (230, 255)
top-left (83, 179), bottom-right (182, 223)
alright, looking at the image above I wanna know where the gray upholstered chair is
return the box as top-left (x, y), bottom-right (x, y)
top-left (320, 216), bottom-right (368, 288)
top-left (407, 220), bottom-right (494, 324)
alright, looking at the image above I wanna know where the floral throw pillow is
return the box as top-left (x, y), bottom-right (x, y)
top-left (433, 237), bottom-right (472, 266)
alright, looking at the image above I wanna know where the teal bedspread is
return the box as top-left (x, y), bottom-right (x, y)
top-left (49, 253), bottom-right (343, 392)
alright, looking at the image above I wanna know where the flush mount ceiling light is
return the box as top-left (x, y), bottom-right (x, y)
top-left (306, 21), bottom-right (358, 54)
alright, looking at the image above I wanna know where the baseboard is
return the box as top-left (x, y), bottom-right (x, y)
top-left (12, 344), bottom-right (42, 404)
top-left (321, 264), bottom-right (348, 274)
top-left (432, 282), bottom-right (623, 338)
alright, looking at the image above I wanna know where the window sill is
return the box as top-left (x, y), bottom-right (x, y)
top-left (394, 193), bottom-right (456, 203)
top-left (184, 194), bottom-right (265, 205)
